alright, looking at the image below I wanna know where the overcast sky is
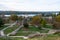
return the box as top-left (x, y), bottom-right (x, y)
top-left (0, 0), bottom-right (60, 11)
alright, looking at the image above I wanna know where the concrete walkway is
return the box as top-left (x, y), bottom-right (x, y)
top-left (0, 22), bottom-right (17, 36)
top-left (7, 25), bottom-right (23, 36)
top-left (2, 22), bottom-right (17, 31)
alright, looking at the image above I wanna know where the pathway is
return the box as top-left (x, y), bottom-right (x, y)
top-left (7, 22), bottom-right (23, 36)
top-left (0, 21), bottom-right (17, 36)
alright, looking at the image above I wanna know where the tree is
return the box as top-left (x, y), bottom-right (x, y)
top-left (23, 17), bottom-right (29, 28)
top-left (41, 19), bottom-right (46, 27)
top-left (31, 15), bottom-right (42, 26)
top-left (31, 15), bottom-right (43, 30)
top-left (0, 18), bottom-right (4, 27)
top-left (18, 16), bottom-right (23, 21)
top-left (57, 12), bottom-right (60, 15)
top-left (10, 14), bottom-right (18, 21)
top-left (55, 15), bottom-right (60, 22)
top-left (51, 13), bottom-right (56, 23)
top-left (53, 15), bottom-right (60, 29)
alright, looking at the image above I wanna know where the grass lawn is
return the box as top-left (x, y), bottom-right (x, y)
top-left (10, 26), bottom-right (49, 36)
top-left (0, 37), bottom-right (24, 40)
top-left (4, 25), bottom-right (19, 34)
top-left (0, 25), bottom-right (8, 30)
top-left (29, 26), bottom-right (49, 33)
top-left (10, 26), bottom-right (40, 36)
top-left (44, 25), bottom-right (53, 29)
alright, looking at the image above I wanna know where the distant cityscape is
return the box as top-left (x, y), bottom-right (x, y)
top-left (0, 11), bottom-right (59, 17)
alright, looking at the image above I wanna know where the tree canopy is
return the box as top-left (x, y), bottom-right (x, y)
top-left (0, 18), bottom-right (4, 27)
top-left (10, 14), bottom-right (18, 21)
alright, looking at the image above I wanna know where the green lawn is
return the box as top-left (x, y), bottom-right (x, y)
top-left (44, 25), bottom-right (53, 29)
top-left (4, 25), bottom-right (19, 34)
top-left (4, 24), bottom-right (53, 36)
top-left (10, 26), bottom-right (49, 36)
top-left (29, 26), bottom-right (49, 33)
top-left (0, 37), bottom-right (24, 40)
top-left (0, 25), bottom-right (8, 30)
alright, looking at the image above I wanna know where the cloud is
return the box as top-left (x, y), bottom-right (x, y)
top-left (0, 0), bottom-right (60, 11)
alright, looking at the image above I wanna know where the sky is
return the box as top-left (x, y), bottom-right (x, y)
top-left (0, 0), bottom-right (60, 11)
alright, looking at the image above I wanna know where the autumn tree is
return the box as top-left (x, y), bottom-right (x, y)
top-left (31, 15), bottom-right (42, 25)
top-left (30, 15), bottom-right (43, 30)
top-left (10, 14), bottom-right (18, 21)
top-left (55, 15), bottom-right (60, 22)
top-left (53, 15), bottom-right (60, 29)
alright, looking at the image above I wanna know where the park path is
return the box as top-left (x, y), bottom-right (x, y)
top-left (42, 27), bottom-right (60, 34)
top-left (1, 19), bottom-right (60, 38)
top-left (2, 21), bottom-right (17, 31)
top-left (0, 21), bottom-right (17, 36)
top-left (6, 24), bottom-right (60, 39)
top-left (7, 25), bottom-right (23, 36)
